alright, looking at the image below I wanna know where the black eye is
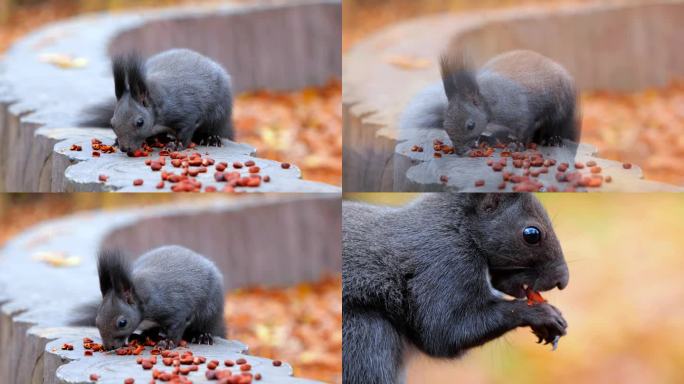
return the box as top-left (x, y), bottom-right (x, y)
top-left (135, 118), bottom-right (144, 128)
top-left (117, 319), bottom-right (128, 329)
top-left (523, 226), bottom-right (541, 244)
top-left (466, 120), bottom-right (475, 131)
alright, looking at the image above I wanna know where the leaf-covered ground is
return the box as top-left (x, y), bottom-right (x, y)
top-left (225, 275), bottom-right (342, 384)
top-left (234, 80), bottom-right (342, 186)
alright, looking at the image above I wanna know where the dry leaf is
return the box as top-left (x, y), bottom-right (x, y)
top-left (39, 53), bottom-right (88, 69)
top-left (384, 54), bottom-right (431, 70)
top-left (32, 251), bottom-right (80, 267)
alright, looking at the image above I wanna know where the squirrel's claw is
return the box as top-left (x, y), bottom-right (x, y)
top-left (156, 339), bottom-right (176, 350)
top-left (191, 333), bottom-right (214, 345)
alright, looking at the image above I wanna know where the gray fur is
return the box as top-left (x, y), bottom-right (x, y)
top-left (438, 50), bottom-right (579, 153)
top-left (80, 48), bottom-right (234, 153)
top-left (343, 193), bottom-right (569, 384)
top-left (78, 245), bottom-right (225, 350)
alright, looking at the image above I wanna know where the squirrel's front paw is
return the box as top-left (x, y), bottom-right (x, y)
top-left (156, 339), bottom-right (177, 350)
top-left (197, 135), bottom-right (223, 147)
top-left (190, 333), bottom-right (214, 345)
top-left (523, 302), bottom-right (567, 349)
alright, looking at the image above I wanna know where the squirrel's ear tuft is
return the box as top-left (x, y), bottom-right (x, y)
top-left (126, 53), bottom-right (149, 107)
top-left (440, 54), bottom-right (479, 101)
top-left (97, 249), bottom-right (134, 300)
top-left (112, 55), bottom-right (127, 100)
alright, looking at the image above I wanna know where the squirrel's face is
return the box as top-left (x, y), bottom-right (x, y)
top-left (443, 96), bottom-right (488, 154)
top-left (468, 194), bottom-right (569, 299)
top-left (96, 293), bottom-right (142, 350)
top-left (111, 94), bottom-right (154, 154)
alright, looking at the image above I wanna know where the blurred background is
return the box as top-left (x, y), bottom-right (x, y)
top-left (344, 0), bottom-right (684, 186)
top-left (0, 0), bottom-right (342, 186)
top-left (0, 194), bottom-right (342, 383)
top-left (344, 193), bottom-right (684, 384)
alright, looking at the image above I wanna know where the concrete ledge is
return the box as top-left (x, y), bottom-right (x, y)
top-left (0, 195), bottom-right (340, 383)
top-left (342, 0), bottom-right (684, 191)
top-left (0, 0), bottom-right (342, 192)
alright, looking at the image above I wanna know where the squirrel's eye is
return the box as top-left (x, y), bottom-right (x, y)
top-left (117, 319), bottom-right (128, 329)
top-left (465, 120), bottom-right (476, 131)
top-left (523, 226), bottom-right (541, 244)
top-left (135, 118), bottom-right (144, 128)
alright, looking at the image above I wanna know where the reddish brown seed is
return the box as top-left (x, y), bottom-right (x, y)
top-left (207, 361), bottom-right (218, 370)
top-left (247, 178), bottom-right (261, 187)
top-left (150, 161), bottom-right (162, 171)
top-left (240, 364), bottom-right (252, 372)
top-left (492, 163), bottom-right (503, 172)
top-left (171, 159), bottom-right (182, 168)
top-left (280, 162), bottom-right (291, 169)
top-left (248, 166), bottom-right (260, 174)
top-left (205, 186), bottom-right (217, 192)
top-left (188, 169), bottom-right (199, 177)
top-left (586, 160), bottom-right (597, 167)
top-left (263, 175), bottom-right (271, 182)
top-left (145, 159), bottom-right (152, 166)
top-left (233, 161), bottom-right (244, 169)
top-left (255, 373), bottom-right (262, 380)
top-left (84, 350), bottom-right (93, 356)
top-left (205, 370), bottom-right (217, 380)
top-left (133, 179), bottom-right (143, 186)
top-left (224, 360), bottom-right (235, 367)
top-left (272, 360), bottom-right (282, 367)
top-left (439, 175), bottom-right (448, 183)
top-left (590, 166), bottom-right (602, 174)
top-left (70, 144), bottom-right (82, 151)
top-left (215, 162), bottom-right (227, 172)
top-left (156, 181), bottom-right (165, 189)
top-left (92, 151), bottom-right (101, 157)
top-left (136, 357), bottom-right (143, 364)
top-left (474, 179), bottom-right (485, 187)
top-left (497, 182), bottom-right (506, 190)
top-left (98, 174), bottom-right (108, 182)
top-left (124, 379), bottom-right (135, 384)
top-left (605, 175), bottom-right (612, 183)
top-left (89, 373), bottom-right (99, 381)
top-left (245, 160), bottom-right (256, 167)
top-left (142, 361), bottom-right (153, 370)
top-left (433, 152), bottom-right (442, 158)
top-left (236, 358), bottom-right (247, 365)
top-left (623, 162), bottom-right (632, 169)
top-left (163, 358), bottom-right (173, 366)
top-left (574, 162), bottom-right (584, 169)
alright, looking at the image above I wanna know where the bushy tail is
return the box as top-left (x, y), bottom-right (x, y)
top-left (69, 299), bottom-right (101, 326)
top-left (78, 99), bottom-right (116, 128)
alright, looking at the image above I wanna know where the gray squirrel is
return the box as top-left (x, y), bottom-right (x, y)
top-left (80, 48), bottom-right (234, 154)
top-left (72, 245), bottom-right (226, 350)
top-left (343, 193), bottom-right (569, 384)
top-left (401, 50), bottom-right (579, 154)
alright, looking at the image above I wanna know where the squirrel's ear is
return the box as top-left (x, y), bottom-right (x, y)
top-left (97, 249), bottom-right (134, 301)
top-left (112, 56), bottom-right (126, 100)
top-left (467, 194), bottom-right (501, 214)
top-left (126, 54), bottom-right (149, 107)
top-left (440, 54), bottom-right (479, 101)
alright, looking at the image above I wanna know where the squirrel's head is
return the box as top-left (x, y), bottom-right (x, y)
top-left (110, 54), bottom-right (155, 154)
top-left (440, 55), bottom-right (488, 154)
top-left (95, 250), bottom-right (142, 350)
top-left (465, 194), bottom-right (568, 299)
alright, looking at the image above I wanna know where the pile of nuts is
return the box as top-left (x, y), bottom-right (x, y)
top-left (71, 336), bottom-right (283, 383)
top-left (420, 140), bottom-right (634, 191)
top-left (72, 138), bottom-right (294, 192)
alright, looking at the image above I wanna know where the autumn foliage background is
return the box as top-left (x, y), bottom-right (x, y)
top-left (345, 193), bottom-right (684, 384)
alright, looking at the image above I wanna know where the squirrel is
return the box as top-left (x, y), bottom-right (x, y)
top-left (71, 245), bottom-right (226, 350)
top-left (80, 48), bottom-right (234, 154)
top-left (400, 50), bottom-right (579, 154)
top-left (343, 193), bottom-right (569, 384)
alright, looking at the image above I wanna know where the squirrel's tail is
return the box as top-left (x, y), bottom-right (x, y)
top-left (78, 99), bottom-right (116, 128)
top-left (69, 299), bottom-right (101, 326)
